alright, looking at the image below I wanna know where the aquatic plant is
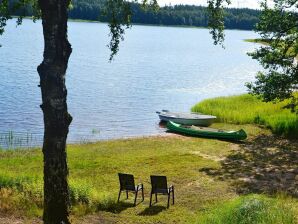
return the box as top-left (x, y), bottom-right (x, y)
top-left (192, 94), bottom-right (298, 138)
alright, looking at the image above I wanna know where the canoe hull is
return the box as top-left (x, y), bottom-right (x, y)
top-left (157, 111), bottom-right (216, 126)
top-left (167, 121), bottom-right (247, 141)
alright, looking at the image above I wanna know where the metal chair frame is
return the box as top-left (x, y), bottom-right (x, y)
top-left (149, 175), bottom-right (174, 208)
top-left (117, 173), bottom-right (144, 206)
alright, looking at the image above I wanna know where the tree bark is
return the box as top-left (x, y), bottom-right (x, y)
top-left (37, 0), bottom-right (72, 223)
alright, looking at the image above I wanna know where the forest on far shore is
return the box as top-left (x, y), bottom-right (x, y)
top-left (11, 0), bottom-right (261, 30)
top-left (72, 1), bottom-right (260, 30)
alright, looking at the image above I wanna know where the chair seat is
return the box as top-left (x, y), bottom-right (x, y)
top-left (121, 183), bottom-right (143, 191)
top-left (152, 188), bottom-right (170, 194)
top-left (121, 185), bottom-right (136, 191)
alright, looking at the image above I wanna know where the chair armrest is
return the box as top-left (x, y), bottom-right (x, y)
top-left (137, 183), bottom-right (143, 189)
top-left (169, 185), bottom-right (174, 191)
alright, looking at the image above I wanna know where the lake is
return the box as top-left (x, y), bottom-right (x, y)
top-left (0, 19), bottom-right (261, 147)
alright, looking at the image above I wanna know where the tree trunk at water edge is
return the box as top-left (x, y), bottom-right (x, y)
top-left (37, 0), bottom-right (72, 223)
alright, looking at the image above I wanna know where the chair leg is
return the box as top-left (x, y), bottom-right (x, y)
top-left (155, 193), bottom-right (157, 203)
top-left (134, 190), bottom-right (138, 206)
top-left (142, 187), bottom-right (144, 202)
top-left (117, 190), bottom-right (121, 203)
top-left (167, 193), bottom-right (170, 208)
top-left (172, 188), bottom-right (174, 205)
top-left (126, 190), bottom-right (128, 199)
top-left (149, 192), bottom-right (152, 207)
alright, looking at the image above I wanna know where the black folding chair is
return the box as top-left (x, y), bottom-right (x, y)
top-left (117, 173), bottom-right (144, 206)
top-left (150, 175), bottom-right (174, 208)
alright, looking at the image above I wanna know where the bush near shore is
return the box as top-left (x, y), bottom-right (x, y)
top-left (192, 94), bottom-right (298, 138)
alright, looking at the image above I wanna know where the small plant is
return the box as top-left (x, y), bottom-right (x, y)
top-left (69, 181), bottom-right (93, 205)
top-left (91, 129), bottom-right (100, 135)
top-left (94, 193), bottom-right (120, 213)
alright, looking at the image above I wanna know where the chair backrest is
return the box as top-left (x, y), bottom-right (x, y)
top-left (150, 175), bottom-right (168, 190)
top-left (118, 173), bottom-right (135, 190)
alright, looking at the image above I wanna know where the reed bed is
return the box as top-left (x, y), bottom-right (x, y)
top-left (0, 131), bottom-right (42, 149)
top-left (192, 94), bottom-right (298, 137)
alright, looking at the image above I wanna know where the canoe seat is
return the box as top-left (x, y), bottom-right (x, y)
top-left (191, 125), bottom-right (224, 132)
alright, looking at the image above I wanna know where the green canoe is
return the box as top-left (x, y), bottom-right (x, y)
top-left (167, 121), bottom-right (247, 141)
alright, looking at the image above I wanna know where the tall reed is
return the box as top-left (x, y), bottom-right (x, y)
top-left (192, 94), bottom-right (298, 137)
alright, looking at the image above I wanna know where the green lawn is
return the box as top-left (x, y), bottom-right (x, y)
top-left (0, 123), bottom-right (297, 223)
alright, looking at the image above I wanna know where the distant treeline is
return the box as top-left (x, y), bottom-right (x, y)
top-left (69, 0), bottom-right (260, 30)
top-left (11, 0), bottom-right (260, 30)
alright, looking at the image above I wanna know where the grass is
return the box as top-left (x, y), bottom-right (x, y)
top-left (199, 194), bottom-right (296, 224)
top-left (191, 94), bottom-right (298, 138)
top-left (245, 38), bottom-right (271, 45)
top-left (245, 39), bottom-right (298, 60)
top-left (0, 124), bottom-right (297, 223)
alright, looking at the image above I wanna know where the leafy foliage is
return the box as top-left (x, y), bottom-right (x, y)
top-left (103, 0), bottom-right (130, 60)
top-left (103, 0), bottom-right (231, 59)
top-left (67, 1), bottom-right (259, 57)
top-left (104, 0), bottom-right (159, 60)
top-left (246, 0), bottom-right (298, 112)
top-left (207, 0), bottom-right (230, 46)
top-left (103, 0), bottom-right (231, 58)
top-left (0, 0), bottom-right (39, 45)
top-left (0, 0), bottom-right (11, 36)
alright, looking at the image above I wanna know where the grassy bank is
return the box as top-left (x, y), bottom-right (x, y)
top-left (199, 194), bottom-right (297, 224)
top-left (245, 39), bottom-right (298, 60)
top-left (245, 38), bottom-right (271, 45)
top-left (192, 94), bottom-right (298, 138)
top-left (0, 123), bottom-right (297, 223)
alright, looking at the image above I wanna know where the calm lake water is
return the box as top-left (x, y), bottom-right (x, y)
top-left (0, 19), bottom-right (261, 147)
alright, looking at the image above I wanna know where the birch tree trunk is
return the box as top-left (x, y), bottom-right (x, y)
top-left (37, 0), bottom-right (72, 223)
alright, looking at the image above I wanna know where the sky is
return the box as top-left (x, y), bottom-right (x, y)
top-left (157, 0), bottom-right (263, 9)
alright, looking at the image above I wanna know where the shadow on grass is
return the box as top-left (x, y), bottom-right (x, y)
top-left (138, 205), bottom-right (166, 216)
top-left (96, 201), bottom-right (135, 214)
top-left (200, 134), bottom-right (298, 197)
